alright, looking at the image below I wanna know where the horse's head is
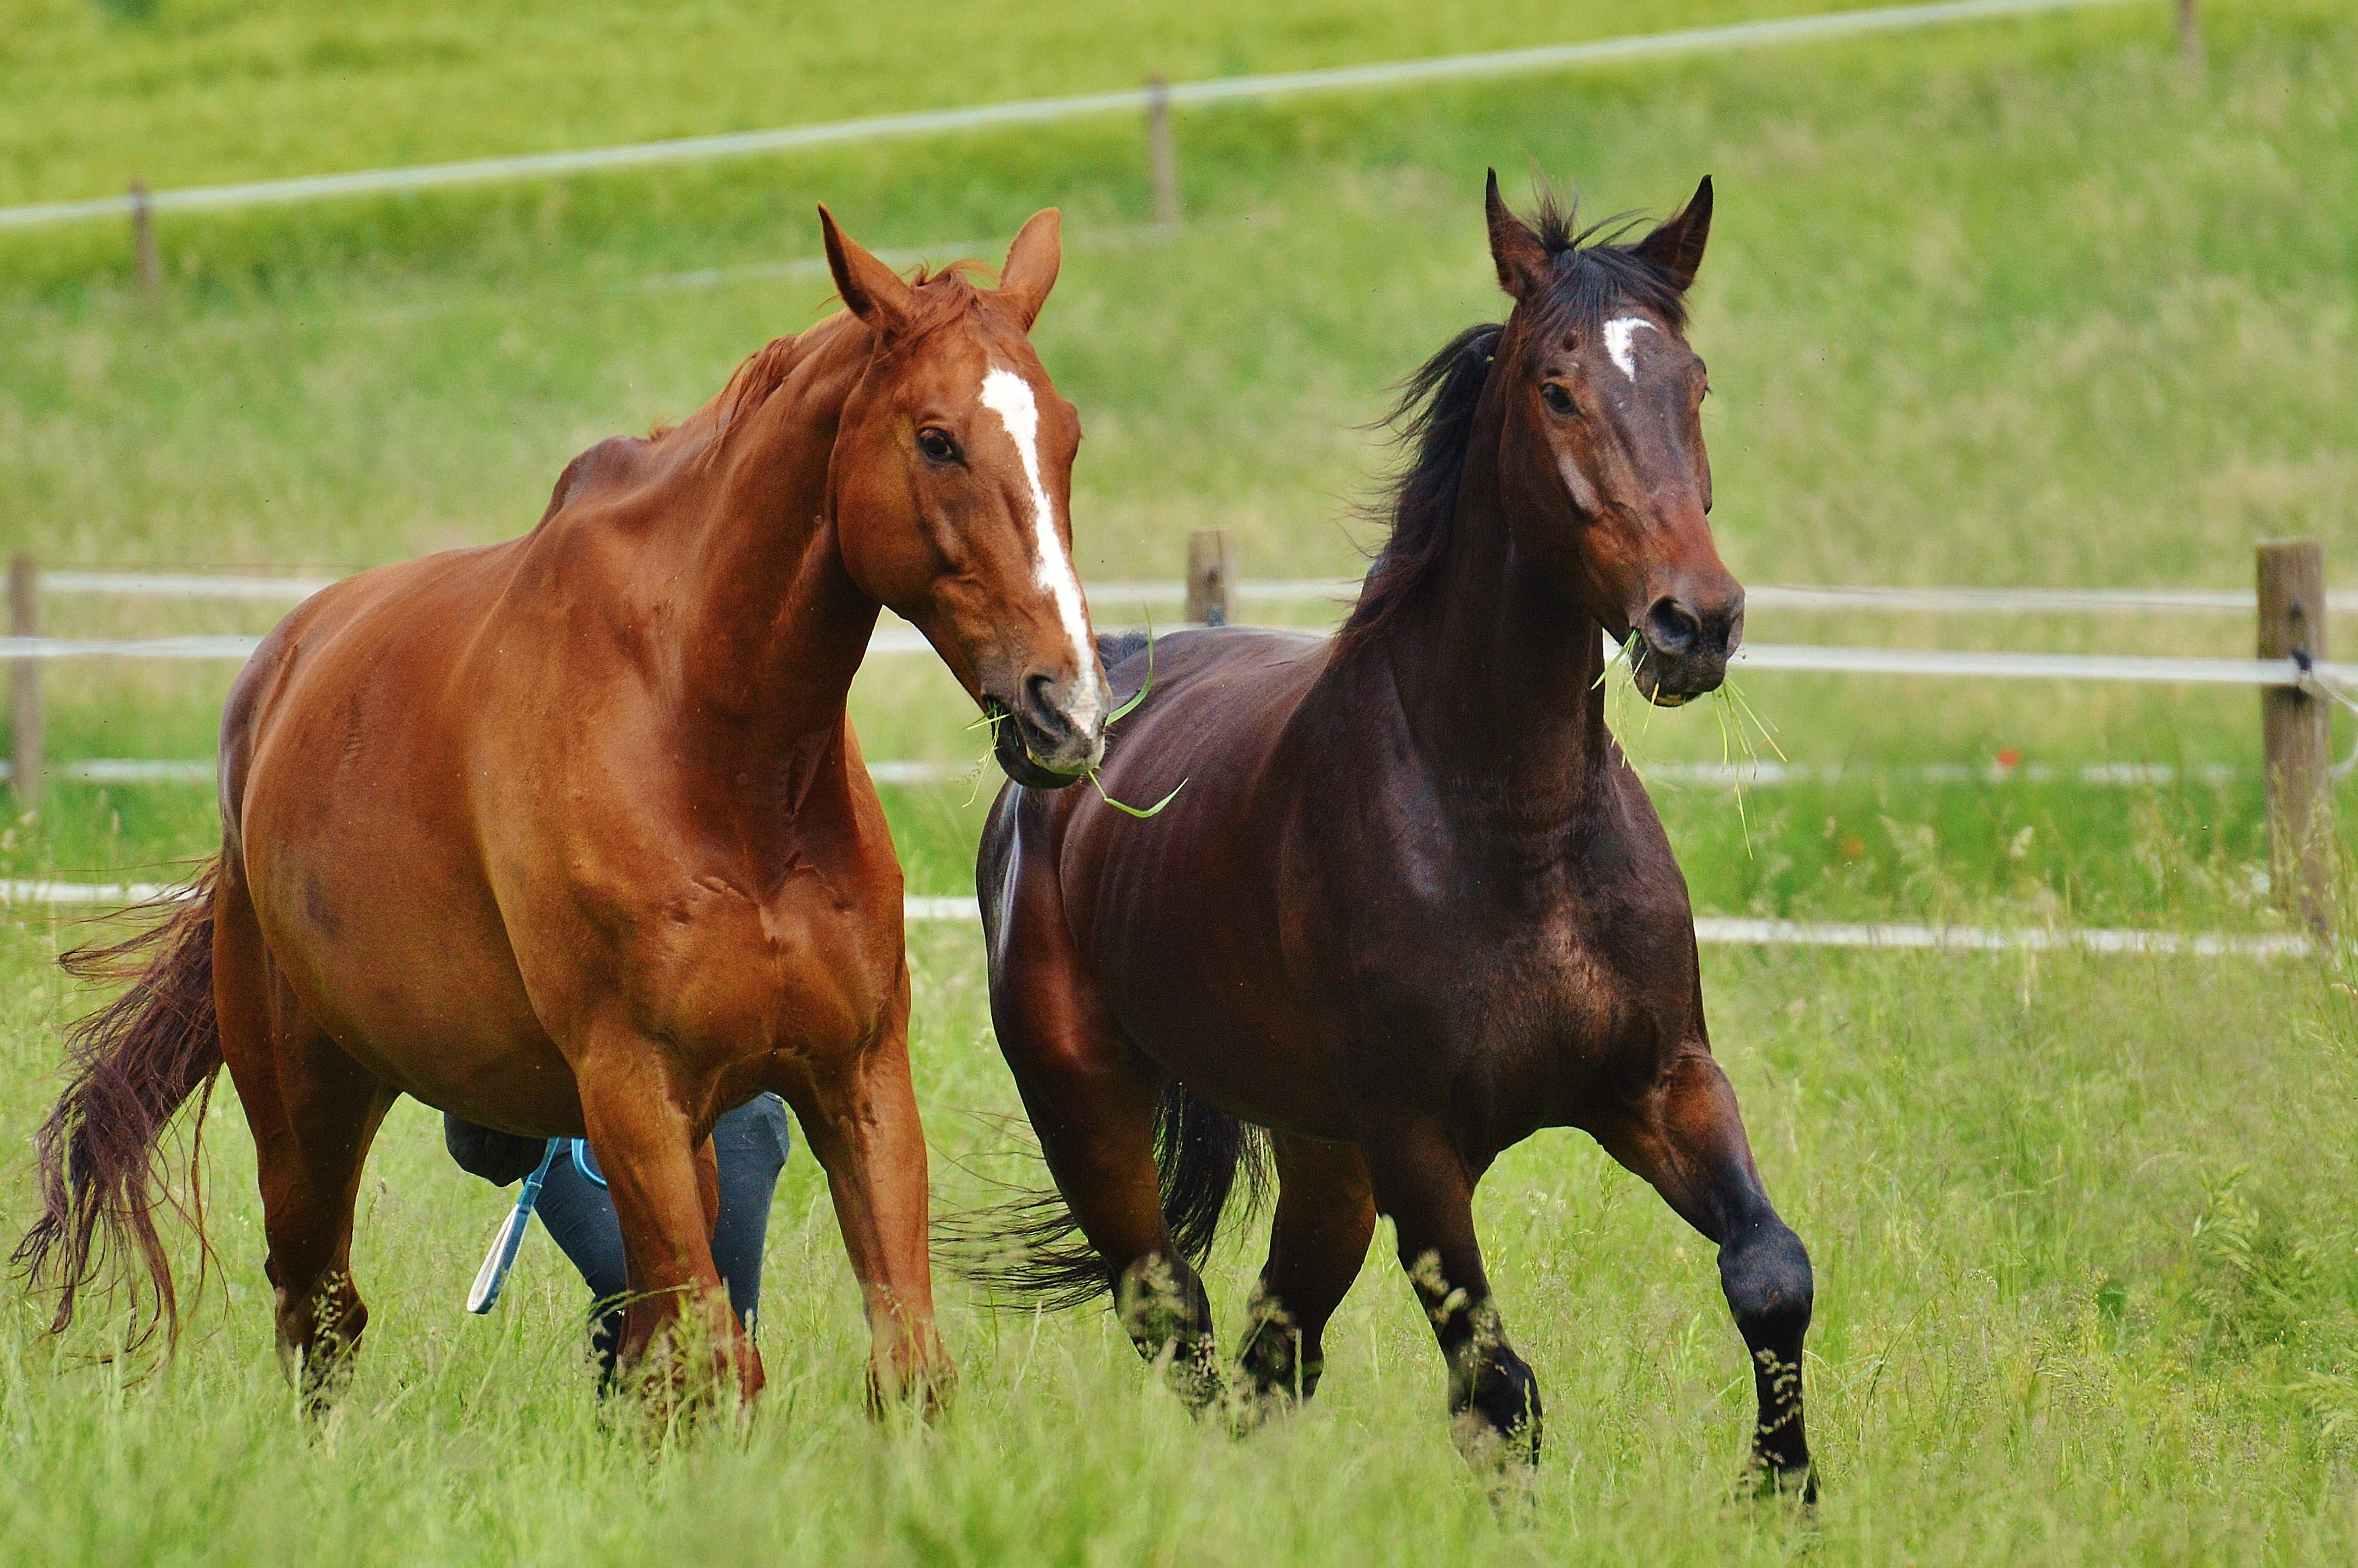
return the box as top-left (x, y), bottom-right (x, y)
top-left (819, 206), bottom-right (1107, 788)
top-left (1483, 171), bottom-right (1741, 706)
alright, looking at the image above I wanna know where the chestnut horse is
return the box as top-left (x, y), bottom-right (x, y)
top-left (18, 207), bottom-right (1110, 1408)
top-left (971, 175), bottom-right (1813, 1490)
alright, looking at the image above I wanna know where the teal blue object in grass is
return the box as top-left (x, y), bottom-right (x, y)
top-left (465, 1140), bottom-right (562, 1314)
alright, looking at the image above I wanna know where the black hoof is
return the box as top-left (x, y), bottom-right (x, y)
top-left (1746, 1458), bottom-right (1817, 1507)
top-left (1451, 1356), bottom-right (1542, 1467)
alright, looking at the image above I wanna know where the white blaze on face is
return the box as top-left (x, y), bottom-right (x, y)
top-left (979, 366), bottom-right (1099, 728)
top-left (1603, 316), bottom-right (1657, 382)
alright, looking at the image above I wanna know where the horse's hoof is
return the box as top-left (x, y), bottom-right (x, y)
top-left (1744, 1458), bottom-right (1817, 1507)
top-left (1450, 1353), bottom-right (1542, 1467)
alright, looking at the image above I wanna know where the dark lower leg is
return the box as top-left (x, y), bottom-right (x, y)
top-left (1723, 1219), bottom-right (1813, 1483)
top-left (1606, 1052), bottom-right (1814, 1492)
top-left (1364, 1127), bottom-right (1540, 1462)
top-left (1008, 1055), bottom-right (1218, 1406)
top-left (1238, 1134), bottom-right (1375, 1404)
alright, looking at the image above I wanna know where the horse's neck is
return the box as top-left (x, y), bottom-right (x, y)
top-left (665, 320), bottom-right (881, 757)
top-left (1374, 396), bottom-right (1611, 802)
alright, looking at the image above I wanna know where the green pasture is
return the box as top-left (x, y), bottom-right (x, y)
top-left (6, 907), bottom-right (2358, 1564)
top-left (6, 1), bottom-right (2358, 1562)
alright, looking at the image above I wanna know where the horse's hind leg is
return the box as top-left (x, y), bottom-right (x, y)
top-left (1237, 1134), bottom-right (1375, 1408)
top-left (987, 905), bottom-right (1219, 1404)
top-left (1601, 1049), bottom-right (1814, 1496)
top-left (214, 875), bottom-right (395, 1412)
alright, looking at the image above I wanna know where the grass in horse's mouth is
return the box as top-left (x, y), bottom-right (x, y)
top-left (1600, 630), bottom-right (1781, 858)
top-left (1712, 675), bottom-right (1785, 860)
top-left (1087, 626), bottom-right (1184, 819)
top-left (961, 632), bottom-right (1184, 819)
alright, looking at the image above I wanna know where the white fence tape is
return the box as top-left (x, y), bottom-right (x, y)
top-left (0, 877), bottom-right (2306, 959)
top-left (37, 571), bottom-right (2328, 617)
top-left (1650, 759), bottom-right (2239, 788)
top-left (2, 635), bottom-right (267, 660)
top-left (1687, 918), bottom-right (2312, 959)
top-left (0, 756), bottom-right (2242, 790)
top-left (0, 0), bottom-right (2143, 231)
top-left (6, 626), bottom-right (2338, 692)
top-left (1731, 643), bottom-right (2311, 686)
top-left (41, 571), bottom-right (340, 600)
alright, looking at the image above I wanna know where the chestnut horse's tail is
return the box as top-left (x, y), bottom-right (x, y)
top-left (948, 1085), bottom-right (1271, 1311)
top-left (12, 859), bottom-right (225, 1349)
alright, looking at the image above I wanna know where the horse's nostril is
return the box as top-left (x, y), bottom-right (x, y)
top-left (1647, 597), bottom-right (1701, 655)
top-left (1021, 672), bottom-right (1083, 748)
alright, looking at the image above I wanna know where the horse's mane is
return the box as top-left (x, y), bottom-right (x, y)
top-left (1335, 194), bottom-right (1690, 650)
top-left (708, 260), bottom-right (993, 454)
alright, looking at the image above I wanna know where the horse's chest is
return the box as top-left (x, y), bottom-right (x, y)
top-left (1333, 823), bottom-right (1696, 1077)
top-left (618, 871), bottom-right (903, 1056)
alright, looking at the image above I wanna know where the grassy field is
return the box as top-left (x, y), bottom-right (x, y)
top-left (6, 1), bottom-right (2358, 1562)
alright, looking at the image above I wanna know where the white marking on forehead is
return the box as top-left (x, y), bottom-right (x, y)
top-left (979, 366), bottom-right (1099, 726)
top-left (1603, 316), bottom-right (1657, 381)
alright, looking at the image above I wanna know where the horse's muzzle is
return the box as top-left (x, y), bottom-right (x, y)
top-left (1631, 590), bottom-right (1744, 706)
top-left (986, 672), bottom-right (1105, 789)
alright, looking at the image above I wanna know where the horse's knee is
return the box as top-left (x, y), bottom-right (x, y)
top-left (1720, 1222), bottom-right (1813, 1345)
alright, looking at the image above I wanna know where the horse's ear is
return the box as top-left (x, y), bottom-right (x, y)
top-left (994, 208), bottom-right (1061, 332)
top-left (1485, 168), bottom-right (1550, 301)
top-left (1632, 176), bottom-right (1713, 292)
top-left (819, 205), bottom-right (917, 335)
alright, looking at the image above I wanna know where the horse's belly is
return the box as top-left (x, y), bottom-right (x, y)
top-left (241, 792), bottom-right (566, 1117)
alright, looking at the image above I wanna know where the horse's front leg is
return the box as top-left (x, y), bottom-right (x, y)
top-left (576, 1042), bottom-right (762, 1405)
top-left (1361, 1119), bottom-right (1541, 1463)
top-left (1601, 1047), bottom-right (1814, 1497)
top-left (782, 977), bottom-right (952, 1412)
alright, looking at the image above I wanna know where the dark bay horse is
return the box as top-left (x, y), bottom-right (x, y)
top-left (18, 208), bottom-right (1110, 1407)
top-left (972, 175), bottom-right (1813, 1490)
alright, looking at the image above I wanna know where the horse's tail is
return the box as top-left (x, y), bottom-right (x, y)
top-left (945, 1083), bottom-right (1271, 1310)
top-left (12, 859), bottom-right (225, 1349)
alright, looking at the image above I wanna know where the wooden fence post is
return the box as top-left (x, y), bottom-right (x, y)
top-left (2176, 0), bottom-right (2203, 67)
top-left (2258, 539), bottom-right (2329, 930)
top-left (1185, 529), bottom-right (1234, 627)
top-left (1146, 76), bottom-right (1181, 229)
top-left (130, 181), bottom-right (159, 293)
top-left (9, 552), bottom-right (41, 809)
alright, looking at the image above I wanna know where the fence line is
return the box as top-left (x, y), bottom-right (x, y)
top-left (0, 875), bottom-right (2309, 958)
top-left (34, 570), bottom-right (2334, 618)
top-left (0, 756), bottom-right (2259, 791)
top-left (3, 628), bottom-right (2339, 695)
top-left (0, 0), bottom-right (2145, 232)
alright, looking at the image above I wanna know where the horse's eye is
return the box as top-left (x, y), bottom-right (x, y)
top-left (917, 428), bottom-right (960, 464)
top-left (1540, 382), bottom-right (1578, 417)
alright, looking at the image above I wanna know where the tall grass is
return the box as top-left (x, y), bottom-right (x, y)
top-left (5, 893), bottom-right (2357, 1563)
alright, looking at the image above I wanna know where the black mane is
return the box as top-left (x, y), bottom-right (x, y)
top-left (1336, 195), bottom-right (1690, 649)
